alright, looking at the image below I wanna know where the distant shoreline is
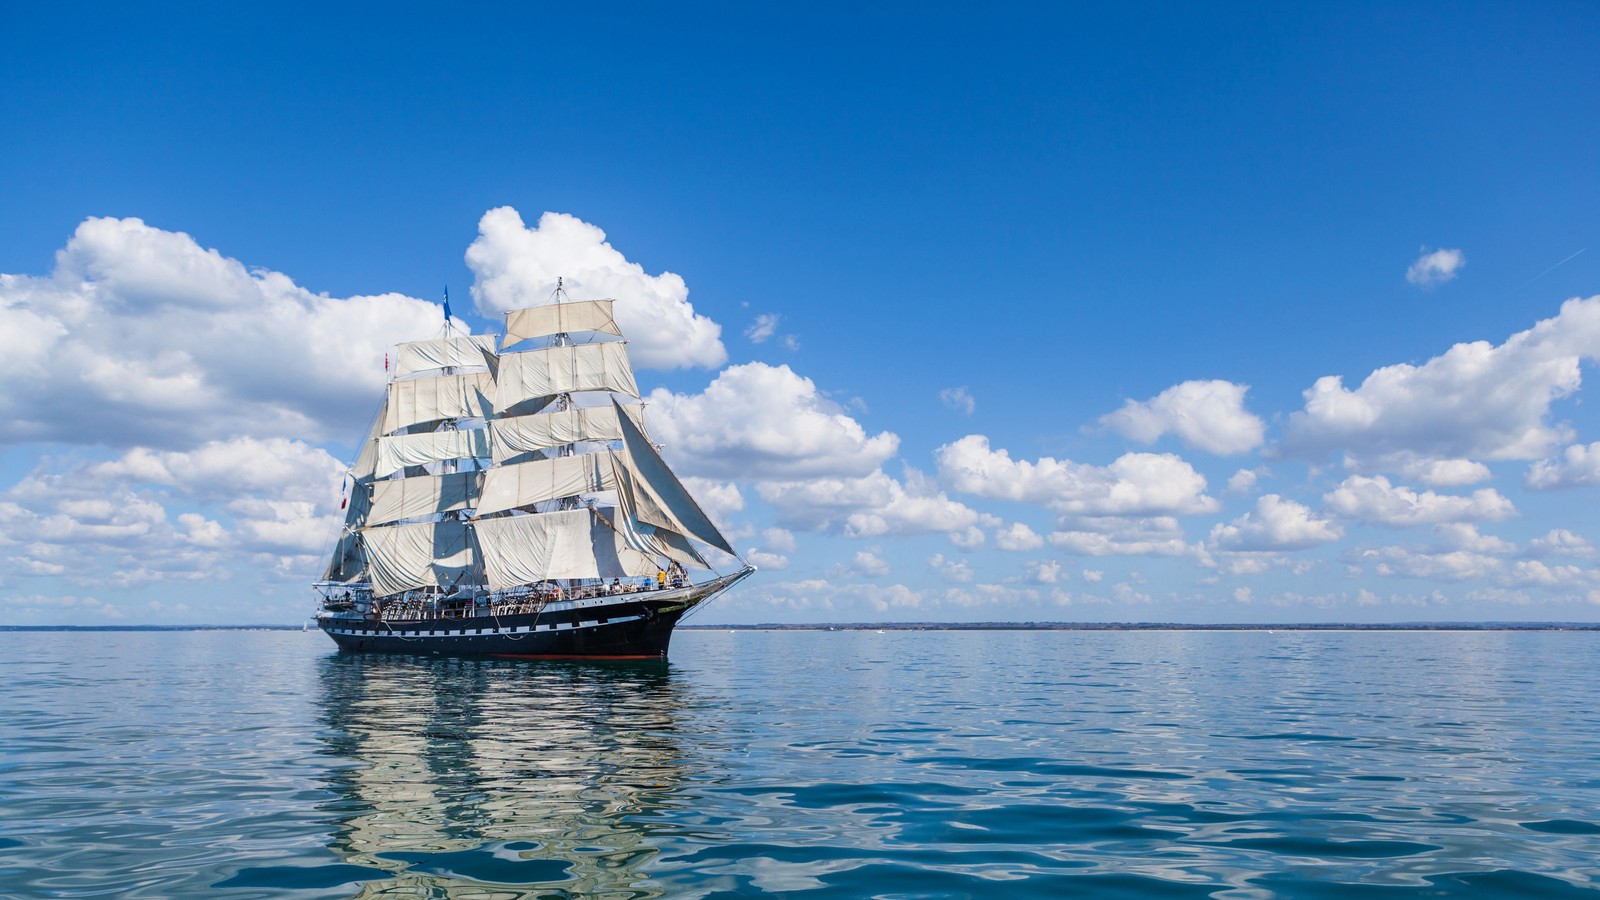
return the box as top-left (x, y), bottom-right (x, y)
top-left (4, 622), bottom-right (1599, 633)
top-left (682, 622), bottom-right (1600, 632)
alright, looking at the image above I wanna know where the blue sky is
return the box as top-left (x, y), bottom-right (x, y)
top-left (2, 3), bottom-right (1598, 624)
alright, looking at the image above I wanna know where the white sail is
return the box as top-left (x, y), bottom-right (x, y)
top-left (350, 399), bottom-right (389, 482)
top-left (326, 402), bottom-right (387, 581)
top-left (474, 454), bottom-right (616, 517)
top-left (494, 343), bottom-right (639, 413)
top-left (608, 459), bottom-right (711, 569)
top-left (324, 481), bottom-right (376, 581)
top-left (322, 293), bottom-right (751, 605)
top-left (487, 405), bottom-right (644, 463)
top-left (473, 508), bottom-right (631, 589)
top-left (363, 519), bottom-right (477, 597)
top-left (592, 506), bottom-right (689, 575)
top-left (612, 399), bottom-right (737, 556)
top-left (374, 429), bottom-right (491, 478)
top-left (384, 372), bottom-right (495, 434)
top-left (368, 471), bottom-right (483, 527)
top-left (503, 299), bottom-right (622, 347)
top-left (394, 334), bottom-right (498, 377)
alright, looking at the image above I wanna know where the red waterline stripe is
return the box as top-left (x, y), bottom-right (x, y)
top-left (488, 653), bottom-right (663, 660)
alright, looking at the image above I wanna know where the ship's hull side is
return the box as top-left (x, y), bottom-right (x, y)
top-left (321, 597), bottom-right (688, 658)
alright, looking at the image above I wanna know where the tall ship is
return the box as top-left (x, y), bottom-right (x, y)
top-left (313, 285), bottom-right (754, 658)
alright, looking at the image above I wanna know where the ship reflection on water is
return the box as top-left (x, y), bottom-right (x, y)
top-left (316, 652), bottom-right (696, 898)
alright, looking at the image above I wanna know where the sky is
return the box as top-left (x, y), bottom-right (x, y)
top-left (2, 2), bottom-right (1598, 625)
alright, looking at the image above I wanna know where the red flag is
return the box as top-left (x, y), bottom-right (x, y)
top-left (384, 352), bottom-right (389, 372)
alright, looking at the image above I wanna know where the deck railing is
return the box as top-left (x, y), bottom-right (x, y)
top-left (320, 579), bottom-right (678, 622)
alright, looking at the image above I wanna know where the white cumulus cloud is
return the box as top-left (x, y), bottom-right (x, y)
top-left (1406, 247), bottom-right (1466, 287)
top-left (760, 527), bottom-right (798, 553)
top-left (0, 216), bottom-right (450, 449)
top-left (1, 437), bottom-right (351, 588)
top-left (1324, 475), bottom-right (1517, 527)
top-left (1026, 560), bottom-right (1064, 584)
top-left (758, 468), bottom-right (995, 547)
top-left (1526, 442), bottom-right (1600, 490)
top-left (1226, 468), bottom-right (1261, 495)
top-left (937, 435), bottom-right (1220, 517)
top-left (87, 436), bottom-right (344, 506)
top-left (1352, 545), bottom-right (1501, 582)
top-left (745, 313), bottom-right (780, 343)
top-left (940, 386), bottom-right (976, 415)
top-left (464, 207), bottom-right (726, 370)
top-left (1048, 516), bottom-right (1196, 558)
top-left (648, 362), bottom-right (899, 480)
top-left (1432, 523), bottom-right (1516, 555)
top-left (993, 521), bottom-right (1045, 551)
top-left (1526, 529), bottom-right (1598, 560)
top-left (1282, 295), bottom-right (1600, 464)
top-left (929, 553), bottom-right (974, 583)
top-left (851, 549), bottom-right (891, 578)
top-left (1208, 494), bottom-right (1343, 552)
top-left (1401, 457), bottom-right (1492, 487)
top-left (1099, 380), bottom-right (1266, 455)
top-left (0, 476), bottom-right (222, 589)
top-left (746, 549), bottom-right (790, 570)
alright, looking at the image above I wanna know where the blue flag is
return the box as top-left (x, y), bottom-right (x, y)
top-left (443, 287), bottom-right (453, 321)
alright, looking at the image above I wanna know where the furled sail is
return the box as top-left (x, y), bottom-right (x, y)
top-left (363, 519), bottom-right (477, 597)
top-left (375, 428), bottom-right (491, 478)
top-left (368, 471), bottom-right (483, 527)
top-left (394, 334), bottom-right (499, 377)
top-left (474, 454), bottom-right (616, 517)
top-left (503, 299), bottom-right (623, 347)
top-left (384, 372), bottom-right (495, 434)
top-left (612, 399), bottom-right (737, 556)
top-left (494, 343), bottom-right (639, 413)
top-left (487, 404), bottom-right (645, 463)
top-left (473, 508), bottom-right (634, 589)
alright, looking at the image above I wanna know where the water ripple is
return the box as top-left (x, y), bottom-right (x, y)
top-left (2, 630), bottom-right (1599, 896)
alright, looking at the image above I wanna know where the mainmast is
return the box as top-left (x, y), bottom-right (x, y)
top-left (551, 278), bottom-right (578, 514)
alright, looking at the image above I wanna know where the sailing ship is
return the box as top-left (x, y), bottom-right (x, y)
top-left (313, 285), bottom-right (754, 658)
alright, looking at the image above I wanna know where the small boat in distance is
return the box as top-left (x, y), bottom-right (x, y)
top-left (313, 283), bottom-right (755, 658)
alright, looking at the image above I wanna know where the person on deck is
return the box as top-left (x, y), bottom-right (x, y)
top-left (656, 569), bottom-right (666, 590)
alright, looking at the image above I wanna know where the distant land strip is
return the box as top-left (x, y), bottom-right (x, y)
top-left (683, 621), bottom-right (1600, 632)
top-left (4, 622), bottom-right (1600, 632)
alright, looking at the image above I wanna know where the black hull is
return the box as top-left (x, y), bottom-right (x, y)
top-left (318, 567), bottom-right (754, 659)
top-left (321, 596), bottom-right (689, 659)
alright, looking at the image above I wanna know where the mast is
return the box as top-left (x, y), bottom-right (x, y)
top-left (553, 278), bottom-right (577, 513)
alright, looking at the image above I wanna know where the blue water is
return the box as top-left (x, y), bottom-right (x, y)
top-left (2, 630), bottom-right (1598, 898)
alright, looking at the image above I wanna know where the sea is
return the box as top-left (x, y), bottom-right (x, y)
top-left (2, 629), bottom-right (1598, 899)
